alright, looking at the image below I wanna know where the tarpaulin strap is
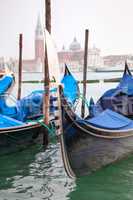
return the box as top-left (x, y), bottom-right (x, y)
top-left (27, 117), bottom-right (55, 135)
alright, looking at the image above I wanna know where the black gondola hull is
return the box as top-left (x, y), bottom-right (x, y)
top-left (0, 124), bottom-right (46, 155)
top-left (61, 99), bottom-right (133, 177)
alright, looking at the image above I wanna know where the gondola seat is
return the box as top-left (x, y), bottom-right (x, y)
top-left (78, 109), bottom-right (133, 130)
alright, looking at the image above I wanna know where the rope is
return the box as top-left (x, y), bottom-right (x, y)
top-left (79, 93), bottom-right (89, 108)
top-left (27, 116), bottom-right (56, 136)
top-left (73, 93), bottom-right (90, 111)
top-left (39, 120), bottom-right (55, 136)
top-left (3, 117), bottom-right (56, 150)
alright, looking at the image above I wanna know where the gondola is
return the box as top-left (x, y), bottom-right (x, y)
top-left (0, 78), bottom-right (59, 155)
top-left (0, 70), bottom-right (60, 155)
top-left (0, 29), bottom-right (60, 155)
top-left (59, 64), bottom-right (133, 178)
top-left (0, 71), bottom-right (48, 155)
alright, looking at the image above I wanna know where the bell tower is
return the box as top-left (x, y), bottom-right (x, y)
top-left (35, 15), bottom-right (44, 62)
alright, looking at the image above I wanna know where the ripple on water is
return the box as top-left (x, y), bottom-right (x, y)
top-left (1, 140), bottom-right (133, 199)
top-left (0, 142), bottom-right (75, 200)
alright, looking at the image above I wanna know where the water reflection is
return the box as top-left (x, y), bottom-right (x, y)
top-left (68, 155), bottom-right (133, 200)
top-left (1, 127), bottom-right (133, 199)
top-left (0, 143), bottom-right (75, 200)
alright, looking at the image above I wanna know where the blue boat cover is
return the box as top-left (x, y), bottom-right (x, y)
top-left (0, 114), bottom-right (24, 128)
top-left (0, 74), bottom-right (16, 119)
top-left (101, 72), bottom-right (133, 99)
top-left (61, 65), bottom-right (79, 104)
top-left (89, 97), bottom-right (103, 117)
top-left (101, 65), bottom-right (133, 98)
top-left (17, 90), bottom-right (43, 121)
top-left (90, 63), bottom-right (133, 117)
top-left (0, 73), bottom-right (58, 126)
top-left (80, 109), bottom-right (132, 130)
top-left (0, 75), bottom-right (14, 95)
top-left (17, 89), bottom-right (58, 121)
top-left (0, 86), bottom-right (58, 122)
top-left (0, 98), bottom-right (18, 118)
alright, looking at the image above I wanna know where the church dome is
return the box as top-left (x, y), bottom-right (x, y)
top-left (69, 37), bottom-right (81, 51)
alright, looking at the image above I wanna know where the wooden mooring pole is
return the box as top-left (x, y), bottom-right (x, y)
top-left (43, 0), bottom-right (51, 145)
top-left (45, 0), bottom-right (51, 33)
top-left (81, 29), bottom-right (89, 118)
top-left (17, 33), bottom-right (23, 100)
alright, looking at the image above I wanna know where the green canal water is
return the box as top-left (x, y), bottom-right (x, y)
top-left (0, 141), bottom-right (133, 200)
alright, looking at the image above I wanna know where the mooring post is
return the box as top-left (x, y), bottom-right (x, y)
top-left (45, 0), bottom-right (51, 33)
top-left (43, 0), bottom-right (51, 146)
top-left (81, 29), bottom-right (89, 118)
top-left (17, 33), bottom-right (23, 100)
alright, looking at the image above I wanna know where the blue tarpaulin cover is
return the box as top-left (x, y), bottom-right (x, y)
top-left (0, 114), bottom-right (24, 128)
top-left (61, 65), bottom-right (79, 104)
top-left (17, 89), bottom-right (57, 121)
top-left (0, 75), bottom-right (14, 95)
top-left (17, 90), bottom-right (43, 121)
top-left (0, 73), bottom-right (58, 126)
top-left (100, 72), bottom-right (133, 99)
top-left (90, 63), bottom-right (133, 117)
top-left (79, 109), bottom-right (133, 130)
top-left (89, 97), bottom-right (103, 117)
top-left (0, 88), bottom-right (57, 122)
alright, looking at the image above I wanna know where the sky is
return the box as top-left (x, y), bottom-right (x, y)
top-left (0, 0), bottom-right (133, 59)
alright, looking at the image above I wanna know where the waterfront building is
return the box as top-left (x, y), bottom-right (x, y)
top-left (58, 38), bottom-right (102, 72)
top-left (4, 16), bottom-right (133, 73)
top-left (103, 55), bottom-right (133, 67)
top-left (6, 15), bottom-right (44, 73)
top-left (22, 15), bottom-right (44, 72)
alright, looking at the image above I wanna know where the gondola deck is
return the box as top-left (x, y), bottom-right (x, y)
top-left (59, 95), bottom-right (133, 177)
top-left (0, 119), bottom-right (45, 155)
top-left (59, 64), bottom-right (133, 177)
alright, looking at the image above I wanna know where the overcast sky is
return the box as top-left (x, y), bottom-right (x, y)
top-left (0, 0), bottom-right (133, 59)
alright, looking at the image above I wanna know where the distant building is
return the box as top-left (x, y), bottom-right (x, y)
top-left (103, 55), bottom-right (133, 67)
top-left (22, 15), bottom-right (44, 72)
top-left (88, 45), bottom-right (102, 69)
top-left (6, 15), bottom-right (44, 73)
top-left (58, 37), bottom-right (102, 72)
top-left (5, 19), bottom-right (102, 73)
top-left (6, 16), bottom-right (133, 73)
